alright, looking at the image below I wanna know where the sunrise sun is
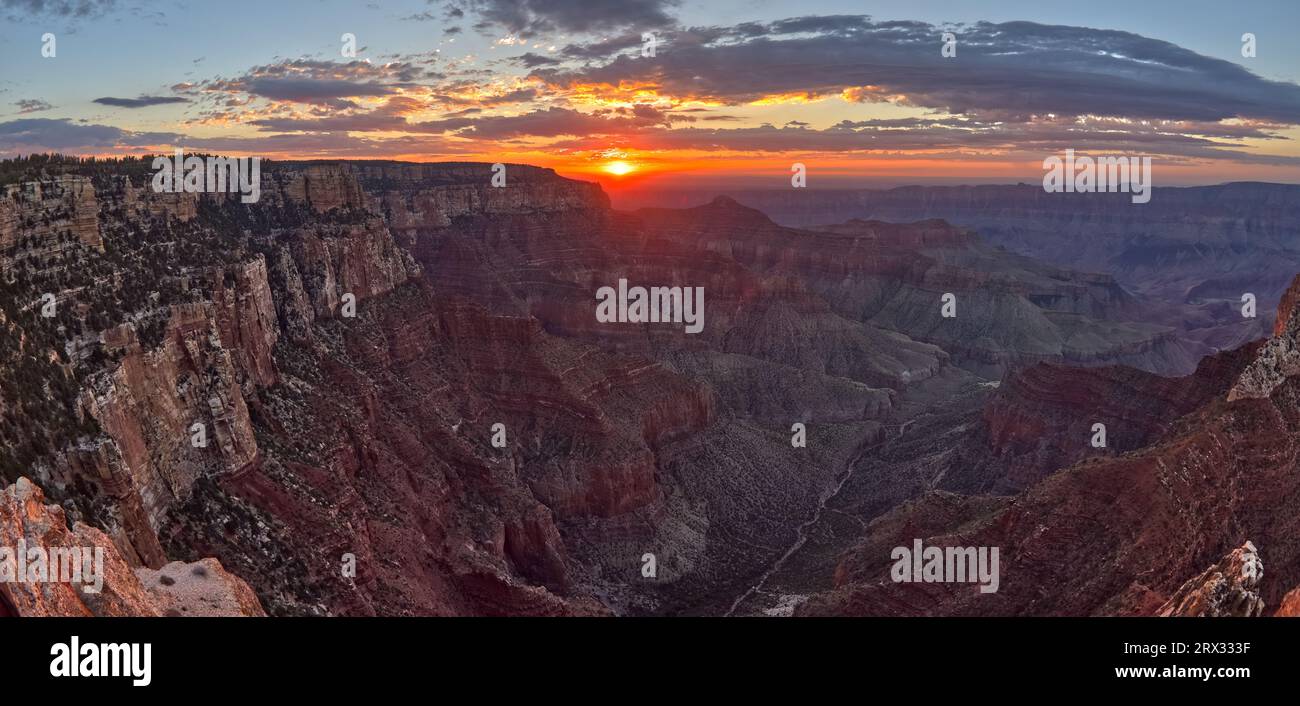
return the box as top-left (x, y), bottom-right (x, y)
top-left (602, 160), bottom-right (636, 176)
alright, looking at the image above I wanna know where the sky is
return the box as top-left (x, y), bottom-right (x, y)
top-left (1, 0), bottom-right (1299, 190)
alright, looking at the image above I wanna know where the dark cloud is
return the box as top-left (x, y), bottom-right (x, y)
top-left (195, 59), bottom-right (426, 109)
top-left (457, 0), bottom-right (679, 38)
top-left (0, 117), bottom-right (177, 153)
top-left (239, 94), bottom-right (459, 134)
top-left (557, 32), bottom-right (648, 61)
top-left (511, 52), bottom-right (558, 68)
top-left (249, 114), bottom-right (416, 134)
top-left (448, 105), bottom-right (664, 140)
top-left (242, 77), bottom-right (392, 102)
top-left (491, 87), bottom-right (537, 103)
top-left (426, 82), bottom-right (540, 108)
top-left (250, 104), bottom-right (473, 135)
top-left (537, 18), bottom-right (1300, 125)
top-left (14, 99), bottom-right (53, 113)
top-left (0, 117), bottom-right (459, 160)
top-left (93, 95), bottom-right (189, 108)
top-left (0, 0), bottom-right (117, 17)
top-left (402, 9), bottom-right (461, 36)
top-left (183, 131), bottom-right (459, 158)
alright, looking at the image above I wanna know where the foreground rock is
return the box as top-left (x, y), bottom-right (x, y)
top-left (0, 478), bottom-right (263, 616)
top-left (1158, 542), bottom-right (1265, 617)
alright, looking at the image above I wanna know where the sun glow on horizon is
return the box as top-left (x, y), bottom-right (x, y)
top-left (602, 160), bottom-right (636, 176)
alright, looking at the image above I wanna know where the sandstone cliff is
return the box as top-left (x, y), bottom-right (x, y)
top-left (0, 175), bottom-right (102, 254)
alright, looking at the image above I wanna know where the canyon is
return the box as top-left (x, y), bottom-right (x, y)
top-left (0, 156), bottom-right (1296, 617)
top-left (792, 276), bottom-right (1300, 617)
top-left (621, 183), bottom-right (1296, 353)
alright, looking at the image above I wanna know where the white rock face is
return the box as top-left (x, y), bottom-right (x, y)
top-left (1229, 274), bottom-right (1300, 400)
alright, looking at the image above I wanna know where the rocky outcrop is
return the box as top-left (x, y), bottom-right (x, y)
top-left (210, 256), bottom-right (280, 390)
top-left (357, 162), bottom-right (610, 229)
top-left (0, 477), bottom-right (262, 616)
top-left (0, 175), bottom-right (102, 253)
top-left (115, 174), bottom-right (199, 222)
top-left (258, 213), bottom-right (421, 345)
top-left (283, 219), bottom-right (421, 320)
top-left (1158, 542), bottom-right (1265, 617)
top-left (278, 164), bottom-right (367, 212)
top-left (80, 304), bottom-right (258, 566)
top-left (1230, 274), bottom-right (1300, 400)
top-left (1272, 274), bottom-right (1300, 337)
